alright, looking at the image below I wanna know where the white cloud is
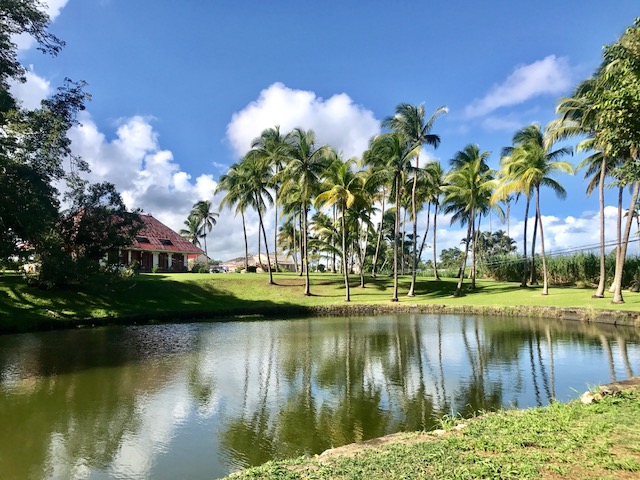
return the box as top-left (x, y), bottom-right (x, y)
top-left (9, 68), bottom-right (52, 109)
top-left (464, 55), bottom-right (573, 118)
top-left (226, 82), bottom-right (380, 160)
top-left (67, 114), bottom-right (224, 246)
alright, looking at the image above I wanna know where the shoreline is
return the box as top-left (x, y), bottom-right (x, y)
top-left (5, 301), bottom-right (640, 335)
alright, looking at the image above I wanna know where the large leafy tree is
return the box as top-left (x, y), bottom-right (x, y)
top-left (383, 103), bottom-right (447, 297)
top-left (279, 128), bottom-right (330, 295)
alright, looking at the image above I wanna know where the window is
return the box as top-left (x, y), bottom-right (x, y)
top-left (159, 239), bottom-right (173, 246)
top-left (136, 236), bottom-right (150, 244)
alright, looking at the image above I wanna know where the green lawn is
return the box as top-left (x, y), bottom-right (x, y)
top-left (1, 271), bottom-right (640, 333)
top-left (226, 388), bottom-right (640, 480)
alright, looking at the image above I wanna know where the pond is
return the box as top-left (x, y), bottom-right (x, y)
top-left (0, 314), bottom-right (638, 479)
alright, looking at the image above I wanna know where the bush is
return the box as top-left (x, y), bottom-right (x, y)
top-left (152, 266), bottom-right (159, 273)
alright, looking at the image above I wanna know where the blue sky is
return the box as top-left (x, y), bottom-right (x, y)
top-left (13, 0), bottom-right (640, 260)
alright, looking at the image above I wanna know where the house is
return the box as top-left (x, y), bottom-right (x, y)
top-left (221, 253), bottom-right (297, 273)
top-left (110, 214), bottom-right (204, 272)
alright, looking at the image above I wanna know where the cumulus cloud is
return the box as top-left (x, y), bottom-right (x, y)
top-left (67, 114), bottom-right (225, 246)
top-left (226, 82), bottom-right (380, 160)
top-left (9, 68), bottom-right (52, 109)
top-left (464, 55), bottom-right (573, 119)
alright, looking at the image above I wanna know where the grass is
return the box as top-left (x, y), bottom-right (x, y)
top-left (1, 271), bottom-right (640, 333)
top-left (226, 388), bottom-right (640, 479)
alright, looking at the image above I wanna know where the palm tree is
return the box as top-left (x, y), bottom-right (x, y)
top-left (443, 144), bottom-right (494, 296)
top-left (191, 200), bottom-right (219, 258)
top-left (383, 103), bottom-right (447, 297)
top-left (179, 214), bottom-right (202, 247)
top-left (366, 133), bottom-right (420, 301)
top-left (251, 126), bottom-right (290, 271)
top-left (241, 150), bottom-right (275, 284)
top-left (495, 124), bottom-right (574, 295)
top-left (279, 128), bottom-right (331, 295)
top-left (216, 162), bottom-right (254, 271)
top-left (315, 157), bottom-right (364, 301)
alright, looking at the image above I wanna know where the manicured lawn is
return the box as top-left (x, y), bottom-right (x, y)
top-left (226, 388), bottom-right (640, 480)
top-left (1, 271), bottom-right (640, 333)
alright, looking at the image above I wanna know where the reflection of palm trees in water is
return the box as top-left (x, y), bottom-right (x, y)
top-left (617, 335), bottom-right (634, 378)
top-left (600, 334), bottom-right (617, 382)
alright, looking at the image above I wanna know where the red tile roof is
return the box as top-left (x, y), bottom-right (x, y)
top-left (129, 215), bottom-right (205, 255)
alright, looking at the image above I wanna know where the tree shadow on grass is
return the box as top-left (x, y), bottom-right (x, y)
top-left (0, 274), bottom-right (306, 334)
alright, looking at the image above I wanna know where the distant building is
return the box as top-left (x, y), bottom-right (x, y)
top-left (221, 253), bottom-right (297, 273)
top-left (109, 214), bottom-right (204, 272)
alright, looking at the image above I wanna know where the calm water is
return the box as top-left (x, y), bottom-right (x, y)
top-left (0, 314), bottom-right (638, 479)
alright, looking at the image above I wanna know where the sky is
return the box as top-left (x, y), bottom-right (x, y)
top-left (12, 0), bottom-right (640, 261)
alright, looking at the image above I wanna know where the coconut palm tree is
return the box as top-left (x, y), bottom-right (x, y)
top-left (279, 128), bottom-right (331, 295)
top-left (241, 150), bottom-right (275, 284)
top-left (179, 214), bottom-right (202, 247)
top-left (443, 145), bottom-right (494, 296)
top-left (315, 157), bottom-right (365, 301)
top-left (495, 125), bottom-right (574, 295)
top-left (250, 126), bottom-right (291, 271)
top-left (383, 103), bottom-right (447, 297)
top-left (216, 162), bottom-right (254, 271)
top-left (191, 200), bottom-right (219, 259)
top-left (366, 133), bottom-right (420, 301)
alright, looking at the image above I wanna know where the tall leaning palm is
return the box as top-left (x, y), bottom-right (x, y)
top-left (279, 128), bottom-right (331, 296)
top-left (242, 150), bottom-right (275, 284)
top-left (216, 162), bottom-right (254, 271)
top-left (496, 125), bottom-right (574, 295)
top-left (191, 200), bottom-right (219, 258)
top-left (443, 145), bottom-right (493, 297)
top-left (383, 103), bottom-right (447, 297)
top-left (315, 157), bottom-right (364, 302)
top-left (366, 132), bottom-right (420, 301)
top-left (251, 126), bottom-right (290, 271)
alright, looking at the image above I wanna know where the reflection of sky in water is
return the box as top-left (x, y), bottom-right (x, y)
top-left (0, 315), bottom-right (638, 479)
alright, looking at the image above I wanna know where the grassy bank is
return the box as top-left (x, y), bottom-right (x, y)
top-left (2, 272), bottom-right (640, 333)
top-left (226, 384), bottom-right (640, 480)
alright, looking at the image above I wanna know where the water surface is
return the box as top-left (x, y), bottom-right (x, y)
top-left (0, 314), bottom-right (638, 479)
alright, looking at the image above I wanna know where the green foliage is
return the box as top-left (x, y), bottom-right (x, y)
top-left (439, 247), bottom-right (463, 269)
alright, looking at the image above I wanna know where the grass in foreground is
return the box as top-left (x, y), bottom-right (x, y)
top-left (227, 389), bottom-right (640, 480)
top-left (1, 272), bottom-right (640, 332)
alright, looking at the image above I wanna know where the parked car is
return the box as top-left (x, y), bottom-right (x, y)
top-left (209, 266), bottom-right (227, 273)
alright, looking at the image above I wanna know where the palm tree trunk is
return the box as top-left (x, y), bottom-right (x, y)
top-left (418, 202), bottom-right (431, 262)
top-left (303, 203), bottom-right (311, 296)
top-left (612, 181), bottom-right (640, 303)
top-left (521, 196), bottom-right (530, 287)
top-left (530, 209), bottom-right (538, 285)
top-left (242, 212), bottom-right (249, 271)
top-left (359, 221), bottom-right (368, 288)
top-left (299, 211), bottom-right (304, 276)
top-left (274, 194), bottom-right (279, 272)
top-left (536, 186), bottom-right (549, 295)
top-left (594, 157), bottom-right (607, 298)
top-left (255, 197), bottom-right (273, 285)
top-left (392, 174), bottom-right (400, 302)
top-left (454, 218), bottom-right (473, 297)
top-left (610, 186), bottom-right (624, 293)
top-left (332, 205), bottom-right (337, 273)
top-left (471, 214), bottom-right (480, 290)
top-left (408, 157), bottom-right (419, 297)
top-left (341, 203), bottom-right (350, 301)
top-left (433, 202), bottom-right (440, 280)
top-left (401, 208), bottom-right (407, 276)
top-left (372, 188), bottom-right (386, 278)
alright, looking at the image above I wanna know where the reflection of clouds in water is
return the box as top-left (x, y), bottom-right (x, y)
top-left (110, 382), bottom-right (189, 479)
